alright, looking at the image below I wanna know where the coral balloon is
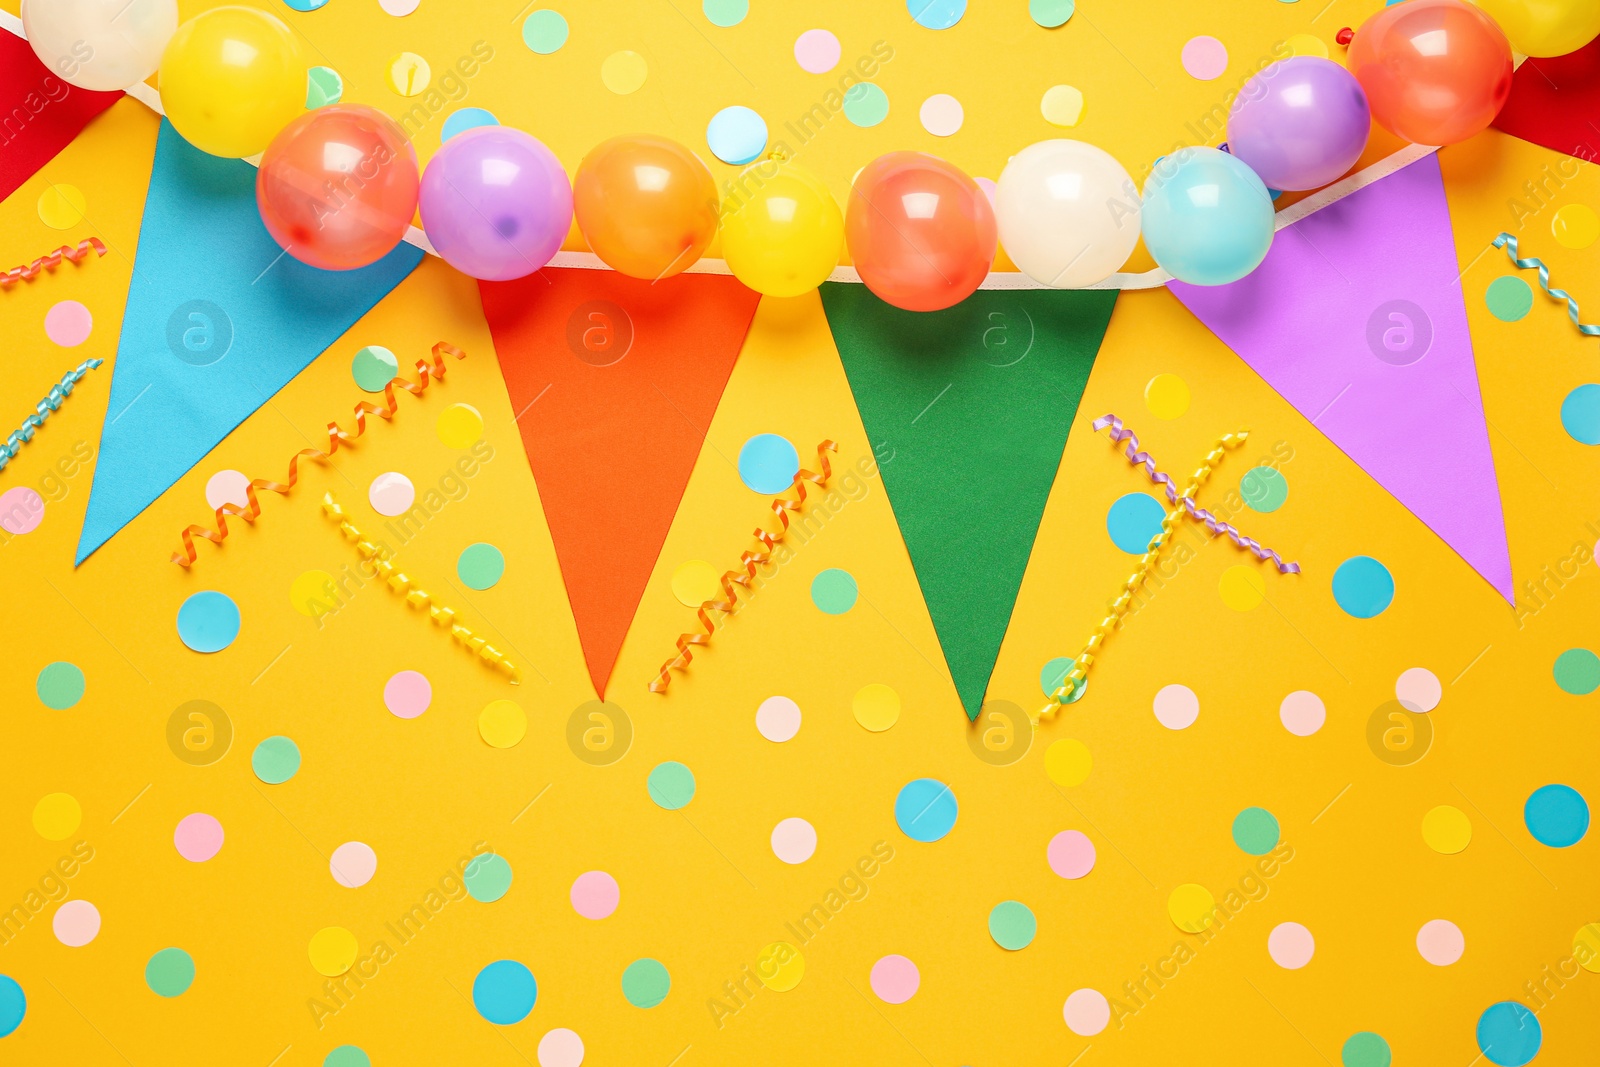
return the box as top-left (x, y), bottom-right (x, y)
top-left (1229, 58), bottom-right (1371, 191)
top-left (720, 160), bottom-right (844, 297)
top-left (22, 0), bottom-right (177, 91)
top-left (421, 127), bottom-right (572, 281)
top-left (1473, 0), bottom-right (1600, 58)
top-left (160, 6), bottom-right (305, 158)
top-left (1348, 0), bottom-right (1513, 146)
top-left (846, 152), bottom-right (996, 312)
top-left (1142, 147), bottom-right (1274, 286)
top-left (995, 140), bottom-right (1140, 289)
top-left (573, 135), bottom-right (718, 280)
top-left (257, 105), bottom-right (420, 271)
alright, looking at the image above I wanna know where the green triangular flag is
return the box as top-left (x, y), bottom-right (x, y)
top-left (819, 283), bottom-right (1118, 721)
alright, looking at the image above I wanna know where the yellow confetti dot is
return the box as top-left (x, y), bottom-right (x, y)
top-left (602, 50), bottom-right (649, 95)
top-left (388, 52), bottom-right (432, 97)
top-left (853, 683), bottom-right (900, 732)
top-left (309, 926), bottom-right (359, 976)
top-left (436, 403), bottom-right (485, 449)
top-left (757, 942), bottom-right (805, 991)
top-left (479, 699), bottom-right (527, 748)
top-left (38, 184), bottom-right (87, 230)
top-left (1574, 923), bottom-right (1600, 974)
top-left (1284, 34), bottom-right (1328, 59)
top-left (1040, 84), bottom-right (1084, 127)
top-left (290, 570), bottom-right (340, 617)
top-left (1219, 565), bottom-right (1266, 611)
top-left (1044, 738), bottom-right (1091, 786)
top-left (1168, 883), bottom-right (1216, 933)
top-left (1553, 204), bottom-right (1600, 250)
top-left (1421, 804), bottom-right (1471, 854)
top-left (1144, 373), bottom-right (1190, 419)
top-left (33, 793), bottom-right (81, 840)
top-left (671, 560), bottom-right (721, 607)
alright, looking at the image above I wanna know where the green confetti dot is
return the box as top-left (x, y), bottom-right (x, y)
top-left (1240, 465), bottom-right (1288, 513)
top-left (1485, 276), bottom-right (1533, 322)
top-left (702, 0), bottom-right (747, 26)
top-left (647, 761), bottom-right (695, 810)
top-left (252, 736), bottom-right (301, 785)
top-left (306, 66), bottom-right (343, 108)
top-left (36, 662), bottom-right (85, 709)
top-left (464, 853), bottom-right (514, 902)
top-left (1231, 807), bottom-right (1281, 855)
top-left (1029, 0), bottom-right (1075, 26)
top-left (351, 346), bottom-right (399, 391)
top-left (988, 901), bottom-right (1037, 950)
top-left (324, 1048), bottom-right (371, 1067)
top-left (1554, 648), bottom-right (1600, 695)
top-left (810, 568), bottom-right (858, 614)
top-left (522, 10), bottom-right (569, 54)
top-left (457, 543), bottom-right (506, 590)
top-left (843, 83), bottom-right (890, 128)
top-left (145, 948), bottom-right (195, 997)
top-left (1341, 1032), bottom-right (1391, 1067)
top-left (621, 958), bottom-right (671, 1008)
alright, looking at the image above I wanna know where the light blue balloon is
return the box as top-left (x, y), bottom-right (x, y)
top-left (1141, 148), bottom-right (1274, 286)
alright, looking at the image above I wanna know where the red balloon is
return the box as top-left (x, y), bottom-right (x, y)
top-left (1348, 0), bottom-right (1512, 147)
top-left (257, 105), bottom-right (420, 271)
top-left (846, 152), bottom-right (996, 312)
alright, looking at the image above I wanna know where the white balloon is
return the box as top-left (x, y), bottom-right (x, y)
top-left (996, 140), bottom-right (1141, 289)
top-left (22, 0), bottom-right (179, 92)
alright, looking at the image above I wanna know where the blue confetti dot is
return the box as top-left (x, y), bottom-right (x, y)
top-left (1561, 383), bottom-right (1600, 445)
top-left (442, 108), bottom-right (499, 142)
top-left (706, 105), bottom-right (768, 166)
top-left (647, 761), bottom-right (696, 810)
top-left (177, 591), bottom-right (241, 653)
top-left (1105, 492), bottom-right (1166, 554)
top-left (896, 778), bottom-right (958, 842)
top-left (282, 0), bottom-right (330, 10)
top-left (473, 960), bottom-right (537, 1025)
top-left (737, 434), bottom-right (799, 494)
top-left (810, 568), bottom-right (858, 614)
top-left (1332, 556), bottom-right (1394, 618)
top-left (1524, 784), bottom-right (1589, 847)
top-left (0, 975), bottom-right (24, 1038)
top-left (908, 0), bottom-right (966, 29)
top-left (1476, 1002), bottom-right (1541, 1067)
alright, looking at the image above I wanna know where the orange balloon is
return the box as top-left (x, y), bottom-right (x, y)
top-left (1348, 0), bottom-right (1513, 146)
top-left (573, 135), bottom-right (718, 280)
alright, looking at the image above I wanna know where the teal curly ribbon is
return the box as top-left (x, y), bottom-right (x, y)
top-left (1493, 233), bottom-right (1600, 340)
top-left (1, 358), bottom-right (104, 474)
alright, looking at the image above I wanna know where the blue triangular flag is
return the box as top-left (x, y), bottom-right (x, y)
top-left (76, 119), bottom-right (423, 564)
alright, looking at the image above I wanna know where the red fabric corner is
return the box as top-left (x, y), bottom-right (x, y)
top-left (1492, 37), bottom-right (1600, 162)
top-left (0, 32), bottom-right (123, 203)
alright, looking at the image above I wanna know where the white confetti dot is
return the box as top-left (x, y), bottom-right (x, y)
top-left (919, 93), bottom-right (964, 137)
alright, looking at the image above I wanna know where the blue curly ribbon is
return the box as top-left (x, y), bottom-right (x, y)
top-left (1493, 233), bottom-right (1600, 340)
top-left (1, 358), bottom-right (104, 474)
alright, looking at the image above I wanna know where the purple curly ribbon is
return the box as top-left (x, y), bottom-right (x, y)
top-left (1091, 413), bottom-right (1301, 575)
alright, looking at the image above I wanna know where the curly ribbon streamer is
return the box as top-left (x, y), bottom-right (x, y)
top-left (1492, 233), bottom-right (1600, 340)
top-left (1, 358), bottom-right (104, 474)
top-left (320, 493), bottom-right (520, 683)
top-left (1, 238), bottom-right (107, 287)
top-left (649, 440), bottom-right (839, 694)
top-left (171, 342), bottom-right (466, 567)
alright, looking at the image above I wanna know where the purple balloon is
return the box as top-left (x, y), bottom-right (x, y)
top-left (1228, 57), bottom-right (1370, 192)
top-left (420, 126), bottom-right (572, 281)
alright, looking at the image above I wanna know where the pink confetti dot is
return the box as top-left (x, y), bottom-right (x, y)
top-left (378, 0), bottom-right (421, 14)
top-left (1416, 919), bottom-right (1464, 965)
top-left (1152, 683), bottom-right (1199, 730)
top-left (869, 954), bottom-right (919, 1004)
top-left (330, 841), bottom-right (378, 888)
top-left (975, 176), bottom-right (997, 209)
top-left (756, 695), bottom-right (801, 742)
top-left (794, 29), bottom-right (841, 74)
top-left (384, 670), bottom-right (432, 719)
top-left (1279, 690), bottom-right (1325, 736)
top-left (1396, 667), bottom-right (1441, 712)
top-left (1047, 830), bottom-right (1096, 879)
top-left (368, 472), bottom-right (415, 516)
top-left (44, 300), bottom-right (93, 347)
top-left (919, 93), bottom-right (964, 137)
top-left (52, 899), bottom-right (101, 947)
top-left (1063, 988), bottom-right (1110, 1035)
top-left (204, 469), bottom-right (251, 511)
top-left (1181, 36), bottom-right (1228, 81)
top-left (0, 487), bottom-right (45, 535)
top-left (538, 1028), bottom-right (585, 1067)
top-left (770, 817), bottom-right (817, 864)
top-left (570, 870), bottom-right (620, 920)
top-left (1267, 921), bottom-right (1315, 969)
top-left (174, 813), bottom-right (224, 862)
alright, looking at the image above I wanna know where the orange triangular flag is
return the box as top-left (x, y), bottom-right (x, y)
top-left (480, 268), bottom-right (760, 696)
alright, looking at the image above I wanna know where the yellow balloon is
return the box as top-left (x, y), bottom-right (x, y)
top-left (720, 160), bottom-right (844, 298)
top-left (1473, 0), bottom-right (1600, 58)
top-left (159, 6), bottom-right (304, 158)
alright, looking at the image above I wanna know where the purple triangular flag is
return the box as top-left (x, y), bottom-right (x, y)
top-left (1169, 154), bottom-right (1512, 602)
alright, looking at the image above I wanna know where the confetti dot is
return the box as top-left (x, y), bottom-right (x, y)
top-left (387, 52), bottom-right (430, 96)
top-left (306, 65), bottom-right (343, 107)
top-left (1181, 36), bottom-right (1228, 80)
top-left (988, 901), bottom-right (1036, 950)
top-left (1063, 988), bottom-right (1109, 1036)
top-left (351, 345), bottom-right (399, 391)
top-left (0, 487), bottom-right (44, 534)
top-left (174, 813), bottom-right (224, 862)
top-left (0, 976), bottom-right (25, 1037)
top-left (378, 0), bottom-right (421, 13)
top-left (621, 958), bottom-right (670, 1008)
top-left (1219, 565), bottom-right (1266, 611)
top-left (1285, 33), bottom-right (1329, 58)
top-left (756, 696), bottom-right (801, 742)
top-left (843, 82), bottom-right (890, 127)
top-left (458, 543), bottom-right (506, 590)
top-left (1267, 921), bottom-right (1314, 969)
top-left (1279, 690), bottom-right (1326, 736)
top-left (205, 469), bottom-right (251, 511)
top-left (1421, 805), bottom-right (1471, 854)
top-left (1153, 683), bottom-right (1199, 730)
top-left (853, 683), bottom-right (901, 732)
top-left (1554, 648), bottom-right (1600, 694)
top-left (1040, 657), bottom-right (1087, 703)
top-left (436, 403), bottom-right (485, 448)
top-left (771, 817), bottom-right (818, 864)
top-left (1041, 84), bottom-right (1084, 126)
top-left (51, 900), bottom-right (99, 947)
top-left (737, 433), bottom-right (799, 493)
top-left (1167, 883), bottom-right (1215, 933)
top-left (919, 93), bottom-right (963, 137)
top-left (811, 568), bottom-right (858, 614)
top-left (33, 793), bottom-right (81, 840)
top-left (44, 301), bottom-right (92, 347)
top-left (384, 670), bottom-right (431, 718)
top-left (1144, 373), bottom-right (1190, 418)
top-left (252, 736), bottom-right (301, 784)
top-left (145, 948), bottom-right (195, 997)
top-left (706, 105), bottom-right (767, 165)
top-left (602, 51), bottom-right (649, 94)
top-left (1396, 667), bottom-right (1442, 712)
top-left (37, 184), bottom-right (86, 229)
top-left (1416, 919), bottom-right (1464, 966)
top-left (1485, 276), bottom-right (1533, 322)
top-left (1232, 807), bottom-right (1280, 855)
top-left (794, 29), bottom-right (841, 73)
top-left (1477, 1002), bottom-right (1541, 1067)
top-left (523, 10), bottom-right (569, 54)
top-left (330, 842), bottom-right (378, 888)
top-left (290, 570), bottom-right (339, 617)
top-left (1553, 203), bottom-right (1600, 249)
top-left (869, 954), bottom-right (920, 1002)
top-left (1573, 923), bottom-right (1600, 973)
top-left (648, 761), bottom-right (696, 810)
top-left (908, 0), bottom-right (965, 29)
top-left (1332, 556), bottom-right (1394, 618)
top-left (703, 0), bottom-right (747, 28)
top-left (479, 700), bottom-right (527, 749)
top-left (309, 927), bottom-right (358, 976)
top-left (36, 662), bottom-right (85, 710)
top-left (1031, 0), bottom-right (1076, 27)
top-left (757, 942), bottom-right (804, 991)
top-left (570, 871), bottom-right (619, 920)
top-left (1525, 784), bottom-right (1589, 847)
top-left (466, 853), bottom-right (514, 901)
top-left (442, 108), bottom-right (499, 142)
top-left (895, 778), bottom-right (957, 842)
top-left (475, 960), bottom-right (537, 1023)
top-left (1342, 1033), bottom-right (1391, 1067)
top-left (177, 591), bottom-right (241, 653)
top-left (1106, 492), bottom-right (1165, 553)
top-left (975, 176), bottom-right (997, 207)
top-left (367, 472), bottom-right (415, 517)
top-left (1562, 384), bottom-right (1600, 444)
top-left (671, 560), bottom-right (719, 607)
top-left (1240, 466), bottom-right (1288, 512)
top-left (538, 1028), bottom-right (585, 1067)
top-left (1044, 738), bottom-right (1092, 786)
top-left (1047, 830), bottom-right (1095, 878)
top-left (324, 1048), bottom-right (369, 1067)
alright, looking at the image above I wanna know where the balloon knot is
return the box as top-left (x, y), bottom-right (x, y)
top-left (1336, 27), bottom-right (1354, 46)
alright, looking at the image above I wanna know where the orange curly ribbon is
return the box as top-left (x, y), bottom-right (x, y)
top-left (1, 238), bottom-right (107, 287)
top-left (171, 341), bottom-right (466, 567)
top-left (649, 440), bottom-right (839, 694)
